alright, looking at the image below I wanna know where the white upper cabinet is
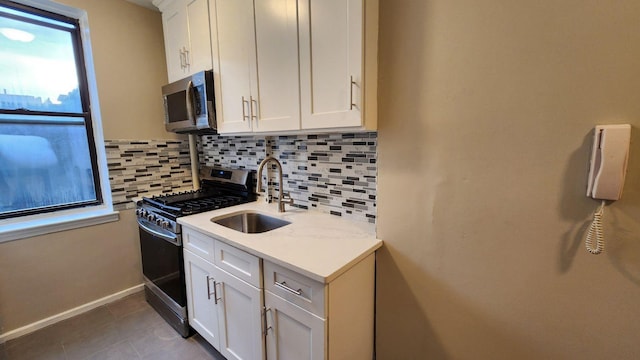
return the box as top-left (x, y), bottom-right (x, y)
top-left (160, 1), bottom-right (188, 83)
top-left (299, 0), bottom-right (369, 130)
top-left (210, 0), bottom-right (300, 134)
top-left (208, 0), bottom-right (255, 133)
top-left (158, 0), bottom-right (378, 133)
top-left (155, 0), bottom-right (213, 82)
top-left (252, 0), bottom-right (301, 132)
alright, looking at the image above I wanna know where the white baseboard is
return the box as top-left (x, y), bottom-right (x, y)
top-left (0, 283), bottom-right (144, 343)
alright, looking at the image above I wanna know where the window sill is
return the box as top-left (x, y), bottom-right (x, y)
top-left (0, 207), bottom-right (120, 243)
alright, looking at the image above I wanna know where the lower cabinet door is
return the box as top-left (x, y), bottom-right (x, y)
top-left (215, 266), bottom-right (265, 360)
top-left (184, 250), bottom-right (221, 349)
top-left (265, 290), bottom-right (325, 360)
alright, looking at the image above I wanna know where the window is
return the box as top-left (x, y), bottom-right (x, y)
top-left (0, 0), bottom-right (103, 219)
top-left (0, 0), bottom-right (115, 241)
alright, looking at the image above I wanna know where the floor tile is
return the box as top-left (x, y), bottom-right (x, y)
top-left (4, 340), bottom-right (66, 360)
top-left (190, 335), bottom-right (226, 360)
top-left (62, 322), bottom-right (126, 360)
top-left (106, 292), bottom-right (147, 319)
top-left (55, 306), bottom-right (117, 344)
top-left (5, 290), bottom-right (225, 360)
top-left (85, 340), bottom-right (140, 360)
top-left (128, 321), bottom-right (183, 359)
top-left (114, 306), bottom-right (164, 340)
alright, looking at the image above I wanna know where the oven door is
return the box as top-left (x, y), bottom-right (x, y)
top-left (138, 219), bottom-right (187, 309)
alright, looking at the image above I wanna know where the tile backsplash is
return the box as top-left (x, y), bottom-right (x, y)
top-left (105, 139), bottom-right (193, 209)
top-left (200, 132), bottom-right (377, 223)
top-left (105, 132), bottom-right (377, 223)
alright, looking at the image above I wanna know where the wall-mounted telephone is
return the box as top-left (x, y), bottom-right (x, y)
top-left (585, 124), bottom-right (631, 254)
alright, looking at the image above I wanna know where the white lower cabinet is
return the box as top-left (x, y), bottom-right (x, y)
top-left (215, 267), bottom-right (264, 360)
top-left (184, 244), bottom-right (263, 359)
top-left (264, 290), bottom-right (325, 360)
top-left (183, 249), bottom-right (221, 349)
top-left (183, 227), bottom-right (375, 360)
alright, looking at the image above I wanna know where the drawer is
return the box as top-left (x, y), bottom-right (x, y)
top-left (183, 227), bottom-right (215, 262)
top-left (264, 261), bottom-right (325, 318)
top-left (213, 240), bottom-right (261, 288)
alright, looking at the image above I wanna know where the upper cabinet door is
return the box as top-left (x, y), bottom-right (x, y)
top-left (252, 0), bottom-right (300, 132)
top-left (160, 0), bottom-right (212, 82)
top-left (299, 0), bottom-right (364, 129)
top-left (162, 0), bottom-right (189, 82)
top-left (185, 0), bottom-right (213, 74)
top-left (210, 0), bottom-right (255, 133)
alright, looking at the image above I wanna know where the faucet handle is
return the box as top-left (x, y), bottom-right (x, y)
top-left (282, 192), bottom-right (294, 205)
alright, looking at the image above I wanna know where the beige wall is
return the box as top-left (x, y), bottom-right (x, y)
top-left (60, 0), bottom-right (178, 140)
top-left (0, 212), bottom-right (141, 332)
top-left (376, 0), bottom-right (640, 359)
top-left (0, 0), bottom-right (171, 334)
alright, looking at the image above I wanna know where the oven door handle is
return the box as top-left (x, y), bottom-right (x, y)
top-left (138, 219), bottom-right (180, 246)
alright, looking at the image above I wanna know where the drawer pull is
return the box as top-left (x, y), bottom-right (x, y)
top-left (274, 281), bottom-right (302, 296)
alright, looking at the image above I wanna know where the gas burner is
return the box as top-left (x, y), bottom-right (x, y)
top-left (139, 167), bottom-right (255, 219)
top-left (145, 188), bottom-right (223, 208)
top-left (176, 195), bottom-right (245, 215)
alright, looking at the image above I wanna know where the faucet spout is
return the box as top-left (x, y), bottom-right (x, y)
top-left (256, 156), bottom-right (293, 212)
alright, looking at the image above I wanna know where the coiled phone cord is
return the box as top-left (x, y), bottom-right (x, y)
top-left (586, 200), bottom-right (606, 255)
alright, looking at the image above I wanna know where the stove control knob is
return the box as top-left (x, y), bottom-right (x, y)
top-left (146, 214), bottom-right (155, 222)
top-left (155, 218), bottom-right (163, 226)
top-left (135, 209), bottom-right (141, 216)
top-left (161, 221), bottom-right (170, 229)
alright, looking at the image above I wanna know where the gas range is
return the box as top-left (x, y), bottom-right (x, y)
top-left (136, 166), bottom-right (255, 337)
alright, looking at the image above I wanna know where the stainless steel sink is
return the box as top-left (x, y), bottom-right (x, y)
top-left (211, 211), bottom-right (290, 234)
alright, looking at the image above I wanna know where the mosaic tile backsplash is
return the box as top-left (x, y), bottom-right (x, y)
top-left (104, 133), bottom-right (377, 223)
top-left (105, 139), bottom-right (193, 210)
top-left (199, 132), bottom-right (377, 223)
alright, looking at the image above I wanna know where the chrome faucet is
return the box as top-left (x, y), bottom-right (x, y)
top-left (256, 155), bottom-right (293, 212)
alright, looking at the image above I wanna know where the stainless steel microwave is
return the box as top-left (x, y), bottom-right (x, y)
top-left (162, 70), bottom-right (216, 134)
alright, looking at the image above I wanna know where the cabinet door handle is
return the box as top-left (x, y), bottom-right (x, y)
top-left (183, 47), bottom-right (190, 67)
top-left (206, 275), bottom-right (215, 300)
top-left (349, 76), bottom-right (358, 110)
top-left (262, 307), bottom-right (273, 336)
top-left (213, 280), bottom-right (221, 304)
top-left (250, 96), bottom-right (258, 124)
top-left (274, 281), bottom-right (302, 296)
top-left (242, 96), bottom-right (250, 122)
top-left (179, 49), bottom-right (185, 69)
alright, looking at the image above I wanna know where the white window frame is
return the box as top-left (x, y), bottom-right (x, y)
top-left (0, 0), bottom-right (117, 243)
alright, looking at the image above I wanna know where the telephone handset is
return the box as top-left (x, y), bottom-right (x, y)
top-left (585, 124), bottom-right (631, 254)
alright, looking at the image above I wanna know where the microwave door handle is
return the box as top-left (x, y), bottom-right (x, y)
top-left (186, 80), bottom-right (195, 123)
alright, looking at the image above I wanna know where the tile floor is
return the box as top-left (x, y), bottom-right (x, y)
top-left (0, 291), bottom-right (225, 360)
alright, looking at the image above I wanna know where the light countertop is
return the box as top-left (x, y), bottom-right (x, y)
top-left (178, 200), bottom-right (383, 283)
